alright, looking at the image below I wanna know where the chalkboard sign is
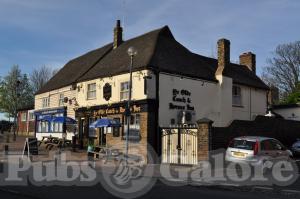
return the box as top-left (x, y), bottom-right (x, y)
top-left (23, 137), bottom-right (39, 157)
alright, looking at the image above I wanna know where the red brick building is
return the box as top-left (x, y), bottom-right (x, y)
top-left (17, 105), bottom-right (35, 136)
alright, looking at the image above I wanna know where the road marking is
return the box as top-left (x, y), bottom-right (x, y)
top-left (281, 189), bottom-right (300, 194)
top-left (217, 183), bottom-right (240, 187)
top-left (0, 188), bottom-right (19, 194)
top-left (253, 186), bottom-right (273, 191)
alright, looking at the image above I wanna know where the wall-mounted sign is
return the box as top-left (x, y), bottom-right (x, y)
top-left (169, 89), bottom-right (194, 111)
top-left (92, 105), bottom-right (142, 117)
top-left (103, 83), bottom-right (112, 101)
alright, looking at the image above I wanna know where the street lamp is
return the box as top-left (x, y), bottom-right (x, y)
top-left (125, 46), bottom-right (138, 160)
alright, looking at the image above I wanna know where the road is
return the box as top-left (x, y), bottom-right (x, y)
top-left (1, 180), bottom-right (295, 199)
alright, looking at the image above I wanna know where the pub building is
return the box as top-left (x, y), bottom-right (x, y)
top-left (34, 20), bottom-right (269, 161)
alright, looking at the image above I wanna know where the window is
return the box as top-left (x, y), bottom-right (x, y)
top-left (59, 93), bottom-right (64, 106)
top-left (113, 118), bottom-right (121, 137)
top-left (270, 139), bottom-right (285, 151)
top-left (29, 112), bottom-right (35, 120)
top-left (87, 83), bottom-right (96, 99)
top-left (53, 113), bottom-right (63, 132)
top-left (88, 117), bottom-right (96, 137)
top-left (120, 81), bottom-right (129, 100)
top-left (21, 112), bottom-right (27, 122)
top-left (261, 140), bottom-right (273, 151)
top-left (232, 86), bottom-right (242, 106)
top-left (123, 114), bottom-right (141, 142)
top-left (42, 97), bottom-right (50, 108)
top-left (229, 139), bottom-right (256, 150)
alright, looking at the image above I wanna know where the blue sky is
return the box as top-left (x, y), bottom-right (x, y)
top-left (0, 0), bottom-right (300, 119)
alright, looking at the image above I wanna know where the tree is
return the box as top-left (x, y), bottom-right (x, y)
top-left (0, 65), bottom-right (34, 137)
top-left (263, 41), bottom-right (300, 96)
top-left (30, 65), bottom-right (58, 93)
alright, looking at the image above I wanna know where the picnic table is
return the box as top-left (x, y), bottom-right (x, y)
top-left (87, 146), bottom-right (143, 164)
top-left (38, 136), bottom-right (72, 150)
top-left (38, 136), bottom-right (59, 146)
top-left (87, 146), bottom-right (122, 162)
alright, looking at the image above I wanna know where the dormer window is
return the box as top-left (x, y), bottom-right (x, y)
top-left (232, 85), bottom-right (242, 106)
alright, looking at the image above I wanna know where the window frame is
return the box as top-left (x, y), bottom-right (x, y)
top-left (29, 112), bottom-right (35, 121)
top-left (42, 97), bottom-right (50, 108)
top-left (123, 114), bottom-right (141, 142)
top-left (87, 83), bottom-right (97, 100)
top-left (58, 93), bottom-right (64, 106)
top-left (232, 85), bottom-right (242, 107)
top-left (120, 81), bottom-right (130, 101)
top-left (21, 112), bottom-right (27, 122)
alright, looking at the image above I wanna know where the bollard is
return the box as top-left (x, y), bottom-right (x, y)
top-left (72, 136), bottom-right (77, 152)
top-left (4, 145), bottom-right (9, 155)
top-left (6, 134), bottom-right (10, 143)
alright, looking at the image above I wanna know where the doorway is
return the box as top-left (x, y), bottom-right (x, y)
top-left (99, 127), bottom-right (106, 146)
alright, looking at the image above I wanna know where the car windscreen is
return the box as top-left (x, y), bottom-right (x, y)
top-left (229, 139), bottom-right (256, 150)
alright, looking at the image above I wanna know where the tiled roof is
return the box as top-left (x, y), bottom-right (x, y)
top-left (36, 26), bottom-right (268, 94)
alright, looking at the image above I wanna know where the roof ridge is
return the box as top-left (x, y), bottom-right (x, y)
top-left (145, 25), bottom-right (171, 68)
top-left (74, 44), bottom-right (112, 83)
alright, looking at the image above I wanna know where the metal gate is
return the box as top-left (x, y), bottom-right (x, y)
top-left (161, 128), bottom-right (198, 165)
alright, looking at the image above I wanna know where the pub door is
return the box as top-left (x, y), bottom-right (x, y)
top-left (79, 118), bottom-right (85, 149)
top-left (99, 127), bottom-right (106, 147)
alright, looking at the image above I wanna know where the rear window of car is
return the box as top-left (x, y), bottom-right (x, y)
top-left (229, 139), bottom-right (256, 150)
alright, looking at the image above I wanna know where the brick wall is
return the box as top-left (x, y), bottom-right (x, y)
top-left (17, 111), bottom-right (28, 133)
top-left (106, 112), bottom-right (150, 163)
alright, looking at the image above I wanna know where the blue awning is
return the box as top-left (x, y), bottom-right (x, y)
top-left (90, 118), bottom-right (121, 128)
top-left (38, 115), bottom-right (53, 122)
top-left (52, 116), bottom-right (77, 124)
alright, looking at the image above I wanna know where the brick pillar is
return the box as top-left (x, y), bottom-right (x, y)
top-left (196, 118), bottom-right (213, 161)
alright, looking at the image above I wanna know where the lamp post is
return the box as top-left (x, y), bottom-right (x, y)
top-left (125, 46), bottom-right (137, 160)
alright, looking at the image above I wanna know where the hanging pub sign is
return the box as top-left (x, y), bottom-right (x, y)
top-left (103, 83), bottom-right (112, 101)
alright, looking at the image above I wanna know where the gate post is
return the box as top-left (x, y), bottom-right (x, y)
top-left (196, 118), bottom-right (213, 161)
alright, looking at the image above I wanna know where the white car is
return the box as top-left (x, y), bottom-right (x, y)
top-left (225, 136), bottom-right (292, 167)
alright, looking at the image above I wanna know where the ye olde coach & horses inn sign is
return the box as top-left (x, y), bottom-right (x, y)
top-left (169, 89), bottom-right (195, 111)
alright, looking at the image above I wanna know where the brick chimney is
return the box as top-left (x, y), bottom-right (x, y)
top-left (113, 20), bottom-right (123, 49)
top-left (239, 52), bottom-right (256, 74)
top-left (216, 38), bottom-right (230, 76)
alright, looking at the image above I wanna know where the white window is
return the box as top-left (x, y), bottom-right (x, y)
top-left (39, 121), bottom-right (49, 132)
top-left (29, 112), bottom-right (35, 120)
top-left (53, 113), bottom-right (63, 132)
top-left (232, 86), bottom-right (242, 106)
top-left (87, 83), bottom-right (96, 99)
top-left (21, 112), bottom-right (27, 121)
top-left (120, 81), bottom-right (129, 100)
top-left (42, 97), bottom-right (50, 108)
top-left (59, 93), bottom-right (64, 106)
